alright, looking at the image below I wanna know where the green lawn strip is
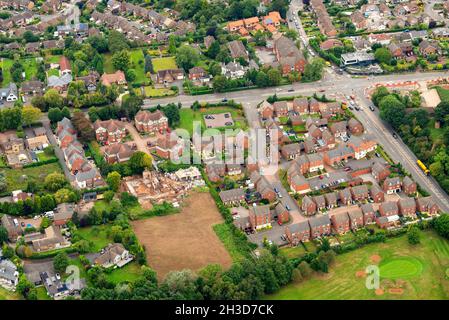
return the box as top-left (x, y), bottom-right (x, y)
top-left (144, 86), bottom-right (175, 97)
top-left (129, 49), bottom-right (147, 83)
top-left (103, 53), bottom-right (115, 73)
top-left (0, 287), bottom-right (20, 300)
top-left (37, 152), bottom-right (57, 162)
top-left (44, 54), bottom-right (61, 64)
top-left (0, 162), bottom-right (63, 192)
top-left (35, 286), bottom-right (52, 300)
top-left (105, 262), bottom-right (143, 284)
top-left (0, 58), bottom-right (13, 86)
top-left (22, 58), bottom-right (38, 80)
top-left (152, 57), bottom-right (177, 72)
top-left (267, 230), bottom-right (449, 300)
top-left (435, 86), bottom-right (449, 102)
top-left (47, 68), bottom-right (60, 77)
top-left (75, 225), bottom-right (112, 252)
top-left (213, 223), bottom-right (249, 262)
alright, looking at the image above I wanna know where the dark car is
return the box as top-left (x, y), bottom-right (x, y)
top-left (288, 88), bottom-right (294, 92)
top-left (369, 105), bottom-right (375, 111)
top-left (393, 132), bottom-right (398, 139)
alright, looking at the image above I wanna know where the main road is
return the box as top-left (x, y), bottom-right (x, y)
top-left (143, 69), bottom-right (449, 213)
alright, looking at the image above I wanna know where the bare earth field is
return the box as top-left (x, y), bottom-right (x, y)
top-left (131, 192), bottom-right (232, 280)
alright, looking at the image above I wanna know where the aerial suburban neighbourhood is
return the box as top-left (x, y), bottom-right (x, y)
top-left (0, 0), bottom-right (449, 305)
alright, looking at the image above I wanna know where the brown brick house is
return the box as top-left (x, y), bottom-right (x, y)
top-left (93, 119), bottom-right (127, 145)
top-left (249, 205), bottom-right (272, 230)
top-left (350, 184), bottom-right (369, 202)
top-left (308, 214), bottom-right (331, 239)
top-left (331, 212), bottom-right (350, 234)
top-left (348, 208), bottom-right (364, 230)
top-left (379, 201), bottom-right (399, 217)
top-left (103, 143), bottom-right (133, 164)
top-left (324, 192), bottom-right (337, 209)
top-left (398, 197), bottom-right (417, 218)
top-left (372, 162), bottom-right (390, 182)
top-left (259, 101), bottom-right (274, 119)
top-left (312, 195), bottom-right (326, 212)
top-left (402, 176), bottom-right (417, 196)
top-left (360, 203), bottom-right (376, 225)
top-left (274, 203), bottom-right (290, 225)
top-left (285, 221), bottom-right (311, 245)
top-left (370, 184), bottom-right (385, 203)
top-left (293, 97), bottom-right (309, 114)
top-left (416, 196), bottom-right (439, 215)
top-left (302, 195), bottom-right (317, 216)
top-left (281, 143), bottom-right (301, 160)
top-left (219, 188), bottom-right (245, 206)
top-left (383, 177), bottom-right (402, 194)
top-left (273, 36), bottom-right (307, 75)
top-left (348, 118), bottom-right (364, 135)
top-left (339, 188), bottom-right (353, 206)
top-left (134, 110), bottom-right (168, 134)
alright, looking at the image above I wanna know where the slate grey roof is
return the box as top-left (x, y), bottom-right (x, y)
top-left (308, 214), bottom-right (331, 228)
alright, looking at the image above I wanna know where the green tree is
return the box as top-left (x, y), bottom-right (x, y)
top-left (48, 107), bottom-right (63, 124)
top-left (129, 152), bottom-right (153, 174)
top-left (53, 252), bottom-right (70, 273)
top-left (21, 106), bottom-right (42, 127)
top-left (112, 50), bottom-right (130, 71)
top-left (44, 172), bottom-right (67, 192)
top-left (379, 95), bottom-right (406, 129)
top-left (106, 171), bottom-right (121, 192)
top-left (407, 226), bottom-right (420, 245)
top-left (302, 58), bottom-right (325, 82)
top-left (108, 30), bottom-right (129, 53)
top-left (176, 45), bottom-right (200, 72)
top-left (163, 103), bottom-right (180, 127)
top-left (267, 68), bottom-right (282, 86)
top-left (371, 86), bottom-right (389, 106)
top-left (0, 226), bottom-right (8, 243)
top-left (374, 47), bottom-right (393, 65)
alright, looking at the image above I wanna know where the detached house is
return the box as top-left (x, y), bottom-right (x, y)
top-left (249, 205), bottom-right (272, 230)
top-left (104, 143), bottom-right (133, 164)
top-left (134, 110), bottom-right (168, 134)
top-left (370, 184), bottom-right (385, 203)
top-left (281, 143), bottom-right (301, 160)
top-left (59, 56), bottom-right (71, 76)
top-left (402, 176), bottom-right (417, 196)
top-left (259, 101), bottom-right (274, 119)
top-left (383, 177), bottom-right (402, 194)
top-left (302, 195), bottom-right (317, 216)
top-left (379, 201), bottom-right (399, 217)
top-left (372, 162), bottom-right (390, 182)
top-left (350, 184), bottom-right (369, 202)
top-left (94, 243), bottom-right (133, 268)
top-left (100, 71), bottom-right (127, 86)
top-left (416, 196), bottom-right (439, 215)
top-left (94, 119), bottom-right (127, 145)
top-left (398, 198), bottom-right (417, 218)
top-left (419, 40), bottom-right (440, 57)
top-left (188, 67), bottom-right (210, 84)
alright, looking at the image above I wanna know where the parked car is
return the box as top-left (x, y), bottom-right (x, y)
top-left (393, 132), bottom-right (398, 139)
top-left (369, 105), bottom-right (375, 111)
top-left (286, 204), bottom-right (291, 211)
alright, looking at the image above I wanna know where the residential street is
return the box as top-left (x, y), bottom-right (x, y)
top-left (143, 68), bottom-right (449, 214)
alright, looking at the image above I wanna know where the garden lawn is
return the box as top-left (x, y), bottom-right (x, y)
top-left (152, 57), bottom-right (177, 72)
top-left (0, 162), bottom-right (63, 193)
top-left (37, 152), bottom-right (57, 162)
top-left (267, 230), bottom-right (449, 300)
top-left (35, 286), bottom-right (52, 300)
top-left (0, 58), bottom-right (13, 86)
top-left (22, 58), bottom-right (38, 81)
top-left (75, 225), bottom-right (112, 252)
top-left (47, 68), bottom-right (60, 77)
top-left (44, 54), bottom-right (61, 64)
top-left (0, 287), bottom-right (20, 300)
top-left (436, 86), bottom-right (449, 102)
top-left (144, 87), bottom-right (175, 98)
top-left (129, 49), bottom-right (147, 83)
top-left (103, 53), bottom-right (115, 73)
top-left (106, 262), bottom-right (143, 284)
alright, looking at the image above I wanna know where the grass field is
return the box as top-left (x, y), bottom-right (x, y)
top-left (0, 162), bottom-right (63, 192)
top-left (35, 286), bottom-right (52, 300)
top-left (213, 223), bottom-right (248, 262)
top-left (143, 87), bottom-right (175, 98)
top-left (106, 262), bottom-right (143, 284)
top-left (0, 58), bottom-right (13, 86)
top-left (177, 107), bottom-right (247, 135)
top-left (47, 68), bottom-right (60, 77)
top-left (44, 54), bottom-right (61, 64)
top-left (436, 86), bottom-right (449, 102)
top-left (152, 57), bottom-right (177, 72)
top-left (129, 49), bottom-right (147, 83)
top-left (103, 53), bottom-right (115, 73)
top-left (267, 231), bottom-right (449, 300)
top-left (0, 287), bottom-right (20, 300)
top-left (75, 225), bottom-right (112, 252)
